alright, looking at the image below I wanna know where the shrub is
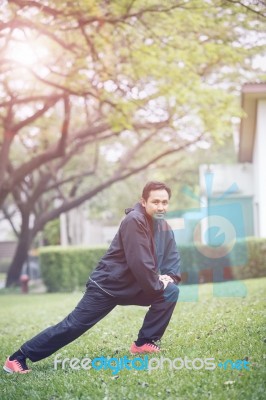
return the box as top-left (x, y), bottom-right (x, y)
top-left (39, 238), bottom-right (266, 292)
top-left (230, 237), bottom-right (266, 280)
top-left (40, 246), bottom-right (107, 292)
top-left (180, 238), bottom-right (266, 284)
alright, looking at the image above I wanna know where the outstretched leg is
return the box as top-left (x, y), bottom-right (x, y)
top-left (19, 285), bottom-right (116, 362)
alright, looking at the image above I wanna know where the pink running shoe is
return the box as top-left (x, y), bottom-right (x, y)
top-left (3, 357), bottom-right (31, 374)
top-left (130, 342), bottom-right (160, 354)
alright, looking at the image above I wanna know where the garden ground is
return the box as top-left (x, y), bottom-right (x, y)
top-left (0, 278), bottom-right (265, 400)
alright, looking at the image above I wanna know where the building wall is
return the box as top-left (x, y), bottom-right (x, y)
top-left (253, 99), bottom-right (266, 237)
top-left (199, 163), bottom-right (254, 197)
top-left (199, 163), bottom-right (255, 240)
top-left (60, 206), bottom-right (118, 246)
top-left (0, 241), bottom-right (17, 261)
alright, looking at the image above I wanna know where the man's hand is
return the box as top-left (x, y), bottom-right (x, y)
top-left (159, 274), bottom-right (174, 289)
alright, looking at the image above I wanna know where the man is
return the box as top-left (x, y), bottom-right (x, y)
top-left (4, 181), bottom-right (181, 374)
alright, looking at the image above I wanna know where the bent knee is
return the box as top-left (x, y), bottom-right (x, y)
top-left (164, 283), bottom-right (179, 302)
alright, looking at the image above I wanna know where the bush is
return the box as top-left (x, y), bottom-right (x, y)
top-left (43, 218), bottom-right (61, 245)
top-left (230, 237), bottom-right (266, 280)
top-left (180, 237), bottom-right (266, 284)
top-left (40, 246), bottom-right (107, 292)
top-left (39, 238), bottom-right (266, 292)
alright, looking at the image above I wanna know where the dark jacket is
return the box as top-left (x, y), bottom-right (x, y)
top-left (88, 202), bottom-right (181, 298)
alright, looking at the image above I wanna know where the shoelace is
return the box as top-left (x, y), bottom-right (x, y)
top-left (14, 358), bottom-right (29, 371)
top-left (147, 343), bottom-right (159, 350)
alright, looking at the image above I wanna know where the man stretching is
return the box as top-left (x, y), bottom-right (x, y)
top-left (4, 181), bottom-right (181, 373)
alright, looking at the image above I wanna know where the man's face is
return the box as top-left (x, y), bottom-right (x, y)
top-left (141, 189), bottom-right (170, 219)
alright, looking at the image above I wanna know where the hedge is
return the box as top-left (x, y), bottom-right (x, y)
top-left (39, 238), bottom-right (266, 292)
top-left (39, 246), bottom-right (107, 292)
top-left (179, 237), bottom-right (266, 284)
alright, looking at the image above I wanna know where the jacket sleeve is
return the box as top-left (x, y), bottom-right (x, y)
top-left (160, 229), bottom-right (181, 284)
top-left (120, 215), bottom-right (164, 295)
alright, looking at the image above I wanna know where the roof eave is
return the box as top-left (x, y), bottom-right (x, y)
top-left (238, 83), bottom-right (266, 163)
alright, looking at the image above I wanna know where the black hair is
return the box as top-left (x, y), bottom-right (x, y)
top-left (142, 181), bottom-right (171, 201)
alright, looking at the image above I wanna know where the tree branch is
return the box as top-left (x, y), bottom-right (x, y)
top-left (2, 205), bottom-right (19, 237)
top-left (225, 0), bottom-right (266, 18)
top-left (0, 93), bottom-right (62, 108)
top-left (8, 0), bottom-right (63, 17)
top-left (32, 134), bottom-right (203, 234)
top-left (12, 96), bottom-right (61, 133)
top-left (1, 17), bottom-right (78, 53)
top-left (29, 69), bottom-right (98, 97)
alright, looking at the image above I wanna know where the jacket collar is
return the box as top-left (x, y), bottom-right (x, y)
top-left (125, 202), bottom-right (147, 216)
top-left (125, 202), bottom-right (161, 230)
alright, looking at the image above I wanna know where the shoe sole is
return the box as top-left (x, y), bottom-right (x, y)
top-left (3, 366), bottom-right (13, 373)
top-left (3, 365), bottom-right (31, 374)
top-left (130, 349), bottom-right (160, 354)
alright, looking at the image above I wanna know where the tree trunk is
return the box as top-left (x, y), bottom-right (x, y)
top-left (5, 219), bottom-right (32, 287)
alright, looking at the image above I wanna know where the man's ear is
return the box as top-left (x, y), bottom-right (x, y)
top-left (140, 197), bottom-right (146, 207)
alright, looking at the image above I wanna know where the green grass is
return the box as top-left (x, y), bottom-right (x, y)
top-left (0, 278), bottom-right (265, 400)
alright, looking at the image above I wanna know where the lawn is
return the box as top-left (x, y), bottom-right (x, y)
top-left (0, 278), bottom-right (265, 400)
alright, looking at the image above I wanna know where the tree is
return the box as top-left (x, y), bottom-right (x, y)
top-left (0, 0), bottom-right (265, 286)
top-left (87, 134), bottom-right (237, 224)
